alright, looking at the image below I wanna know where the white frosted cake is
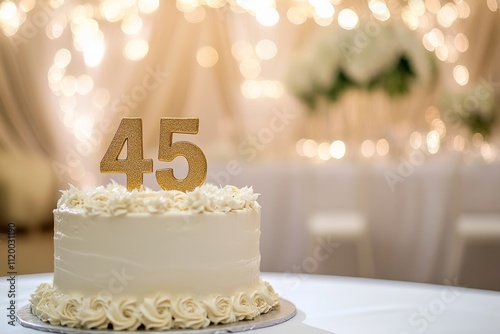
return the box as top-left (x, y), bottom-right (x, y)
top-left (30, 182), bottom-right (279, 330)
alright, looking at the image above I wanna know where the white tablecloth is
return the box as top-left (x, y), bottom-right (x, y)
top-left (2, 273), bottom-right (500, 333)
top-left (206, 158), bottom-right (500, 286)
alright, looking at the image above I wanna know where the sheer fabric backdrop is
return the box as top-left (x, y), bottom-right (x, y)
top-left (0, 1), bottom-right (498, 228)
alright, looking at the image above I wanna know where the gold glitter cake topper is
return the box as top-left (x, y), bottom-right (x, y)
top-left (101, 117), bottom-right (207, 192)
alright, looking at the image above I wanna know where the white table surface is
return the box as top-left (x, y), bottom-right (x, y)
top-left (2, 273), bottom-right (500, 334)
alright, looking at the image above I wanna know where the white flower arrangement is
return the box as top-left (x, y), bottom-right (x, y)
top-left (286, 22), bottom-right (437, 110)
top-left (442, 81), bottom-right (498, 138)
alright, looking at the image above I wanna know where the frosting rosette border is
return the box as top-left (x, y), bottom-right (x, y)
top-left (29, 281), bottom-right (280, 331)
top-left (56, 182), bottom-right (261, 216)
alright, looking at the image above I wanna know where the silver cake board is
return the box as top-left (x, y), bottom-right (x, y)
top-left (17, 299), bottom-right (296, 333)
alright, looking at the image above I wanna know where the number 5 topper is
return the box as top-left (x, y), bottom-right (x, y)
top-left (100, 117), bottom-right (207, 192)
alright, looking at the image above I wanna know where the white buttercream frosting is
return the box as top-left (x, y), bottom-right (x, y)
top-left (34, 182), bottom-right (278, 330)
top-left (30, 281), bottom-right (279, 330)
top-left (56, 182), bottom-right (260, 215)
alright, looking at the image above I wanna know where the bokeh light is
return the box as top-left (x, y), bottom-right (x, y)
top-left (409, 0), bottom-right (426, 15)
top-left (454, 33), bottom-right (469, 52)
top-left (231, 40), bottom-right (253, 61)
top-left (296, 138), bottom-right (307, 156)
top-left (329, 140), bottom-right (346, 159)
top-left (60, 75), bottom-right (77, 96)
top-left (287, 6), bottom-right (307, 25)
top-left (121, 15), bottom-right (142, 34)
top-left (196, 46), bottom-right (219, 68)
top-left (176, 0), bottom-right (198, 12)
top-left (0, 1), bottom-right (21, 36)
top-left (240, 58), bottom-right (261, 78)
top-left (481, 142), bottom-right (498, 162)
top-left (409, 132), bottom-right (422, 149)
top-left (338, 8), bottom-right (359, 30)
top-left (425, 0), bottom-right (441, 14)
top-left (54, 49), bottom-right (72, 68)
top-left (240, 79), bottom-right (283, 99)
top-left (312, 0), bottom-right (335, 19)
top-left (453, 135), bottom-right (466, 152)
top-left (361, 140), bottom-right (375, 158)
top-left (138, 0), bottom-right (160, 14)
top-left (241, 79), bottom-right (262, 99)
top-left (46, 14), bottom-right (68, 39)
top-left (369, 0), bottom-right (390, 21)
top-left (427, 130), bottom-right (440, 154)
top-left (376, 139), bottom-right (389, 156)
top-left (303, 139), bottom-right (318, 158)
top-left (73, 115), bottom-right (94, 142)
top-left (317, 142), bottom-right (332, 161)
top-left (453, 65), bottom-right (469, 86)
top-left (100, 0), bottom-right (125, 22)
top-left (19, 0), bottom-right (35, 12)
top-left (124, 38), bottom-right (149, 61)
top-left (402, 7), bottom-right (419, 30)
top-left (431, 118), bottom-right (446, 138)
top-left (256, 7), bottom-right (279, 26)
top-left (76, 75), bottom-right (94, 95)
top-left (437, 3), bottom-right (458, 27)
top-left (256, 39), bottom-right (277, 60)
top-left (487, 0), bottom-right (498, 11)
top-left (184, 6), bottom-right (206, 23)
top-left (313, 13), bottom-right (334, 27)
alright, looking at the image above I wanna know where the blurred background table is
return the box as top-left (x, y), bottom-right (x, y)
top-left (207, 157), bottom-right (500, 289)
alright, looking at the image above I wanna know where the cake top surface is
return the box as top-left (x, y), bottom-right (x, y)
top-left (56, 182), bottom-right (260, 216)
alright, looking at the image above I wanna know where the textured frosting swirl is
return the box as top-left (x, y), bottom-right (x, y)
top-left (204, 296), bottom-right (236, 325)
top-left (171, 297), bottom-right (210, 329)
top-left (139, 296), bottom-right (173, 330)
top-left (30, 281), bottom-right (279, 330)
top-left (56, 182), bottom-right (260, 216)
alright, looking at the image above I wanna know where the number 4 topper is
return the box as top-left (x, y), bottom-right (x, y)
top-left (100, 117), bottom-right (207, 192)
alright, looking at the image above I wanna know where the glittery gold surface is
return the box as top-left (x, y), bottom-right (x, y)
top-left (156, 117), bottom-right (207, 192)
top-left (100, 118), bottom-right (153, 191)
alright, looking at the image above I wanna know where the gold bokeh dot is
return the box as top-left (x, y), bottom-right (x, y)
top-left (197, 46), bottom-right (218, 68)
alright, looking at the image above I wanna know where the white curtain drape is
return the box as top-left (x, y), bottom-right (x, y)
top-left (0, 33), bottom-right (54, 155)
top-left (0, 1), bottom-right (498, 229)
top-left (0, 31), bottom-right (56, 229)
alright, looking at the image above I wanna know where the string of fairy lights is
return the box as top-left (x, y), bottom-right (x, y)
top-left (0, 0), bottom-right (498, 164)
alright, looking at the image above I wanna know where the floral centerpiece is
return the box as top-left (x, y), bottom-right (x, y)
top-left (286, 22), bottom-right (437, 110)
top-left (442, 81), bottom-right (498, 138)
